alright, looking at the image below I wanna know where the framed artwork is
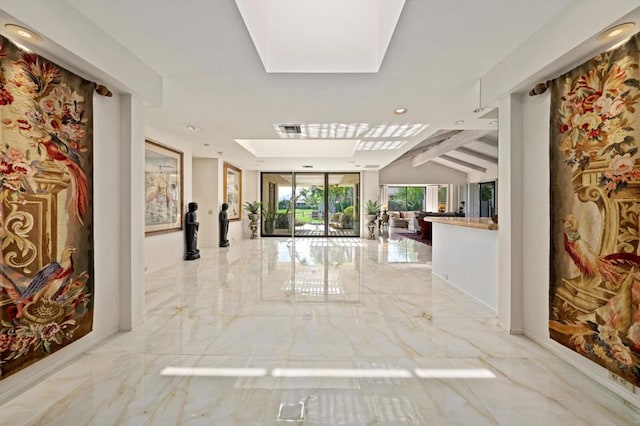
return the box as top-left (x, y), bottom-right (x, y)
top-left (144, 139), bottom-right (183, 235)
top-left (224, 162), bottom-right (242, 221)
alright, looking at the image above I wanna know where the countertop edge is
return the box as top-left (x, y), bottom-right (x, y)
top-left (423, 217), bottom-right (498, 231)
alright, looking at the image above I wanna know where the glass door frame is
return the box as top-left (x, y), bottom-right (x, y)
top-left (260, 172), bottom-right (360, 238)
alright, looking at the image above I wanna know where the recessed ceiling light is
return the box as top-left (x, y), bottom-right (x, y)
top-left (454, 120), bottom-right (464, 125)
top-left (186, 125), bottom-right (200, 132)
top-left (4, 24), bottom-right (42, 42)
top-left (302, 165), bottom-right (313, 169)
top-left (489, 120), bottom-right (498, 125)
top-left (597, 23), bottom-right (636, 41)
top-left (203, 143), bottom-right (210, 147)
top-left (394, 108), bottom-right (407, 115)
top-left (217, 151), bottom-right (224, 156)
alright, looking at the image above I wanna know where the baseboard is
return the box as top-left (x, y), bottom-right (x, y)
top-left (0, 327), bottom-right (119, 404)
top-left (432, 271), bottom-right (497, 315)
top-left (496, 320), bottom-right (524, 335)
top-left (525, 332), bottom-right (640, 409)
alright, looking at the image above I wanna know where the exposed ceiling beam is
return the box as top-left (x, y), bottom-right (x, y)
top-left (438, 155), bottom-right (487, 173)
top-left (477, 135), bottom-right (498, 147)
top-left (454, 147), bottom-right (498, 164)
top-left (392, 129), bottom-right (461, 163)
top-left (411, 130), bottom-right (492, 167)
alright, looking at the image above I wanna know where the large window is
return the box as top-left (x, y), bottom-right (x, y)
top-left (388, 186), bottom-right (425, 212)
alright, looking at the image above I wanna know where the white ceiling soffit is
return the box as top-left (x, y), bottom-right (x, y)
top-left (235, 139), bottom-right (359, 158)
top-left (235, 0), bottom-right (406, 73)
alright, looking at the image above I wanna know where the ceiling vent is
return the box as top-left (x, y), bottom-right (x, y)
top-left (302, 165), bottom-right (313, 168)
top-left (364, 164), bottom-right (379, 169)
top-left (278, 124), bottom-right (302, 134)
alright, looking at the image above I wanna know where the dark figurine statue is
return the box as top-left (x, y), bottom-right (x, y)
top-left (219, 203), bottom-right (230, 247)
top-left (185, 202), bottom-right (200, 260)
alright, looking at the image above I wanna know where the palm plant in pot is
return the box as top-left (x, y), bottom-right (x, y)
top-left (364, 200), bottom-right (380, 224)
top-left (262, 205), bottom-right (277, 235)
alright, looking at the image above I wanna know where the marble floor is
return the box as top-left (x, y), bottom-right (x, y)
top-left (1, 232), bottom-right (640, 425)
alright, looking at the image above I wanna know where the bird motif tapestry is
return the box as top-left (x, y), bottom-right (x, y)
top-left (0, 35), bottom-right (94, 379)
top-left (549, 33), bottom-right (640, 386)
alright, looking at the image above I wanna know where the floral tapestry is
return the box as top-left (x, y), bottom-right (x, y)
top-left (549, 34), bottom-right (640, 386)
top-left (0, 35), bottom-right (94, 379)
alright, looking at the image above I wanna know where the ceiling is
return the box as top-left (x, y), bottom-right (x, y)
top-left (20, 0), bottom-right (577, 173)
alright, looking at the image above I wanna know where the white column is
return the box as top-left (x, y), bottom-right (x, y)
top-left (497, 93), bottom-right (524, 333)
top-left (119, 94), bottom-right (145, 330)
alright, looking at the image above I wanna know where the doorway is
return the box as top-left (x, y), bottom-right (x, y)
top-left (261, 172), bottom-right (360, 237)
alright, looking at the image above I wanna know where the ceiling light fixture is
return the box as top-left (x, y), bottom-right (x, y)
top-left (394, 108), bottom-right (407, 115)
top-left (489, 120), bottom-right (498, 125)
top-left (186, 125), bottom-right (200, 132)
top-left (203, 143), bottom-right (210, 147)
top-left (597, 23), bottom-right (636, 41)
top-left (454, 120), bottom-right (464, 125)
top-left (4, 24), bottom-right (42, 42)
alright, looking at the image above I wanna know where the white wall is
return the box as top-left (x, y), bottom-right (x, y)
top-left (192, 160), bottom-right (258, 246)
top-left (362, 171), bottom-right (379, 235)
top-left (432, 223), bottom-right (498, 311)
top-left (521, 93), bottom-right (640, 404)
top-left (143, 127), bottom-right (193, 272)
top-left (192, 158), bottom-right (219, 248)
top-left (240, 170), bottom-right (259, 240)
top-left (0, 93), bottom-right (125, 403)
top-left (379, 157), bottom-right (467, 185)
top-left (497, 93), bottom-right (524, 333)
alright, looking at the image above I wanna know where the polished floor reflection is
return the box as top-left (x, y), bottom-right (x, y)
top-left (1, 233), bottom-right (639, 424)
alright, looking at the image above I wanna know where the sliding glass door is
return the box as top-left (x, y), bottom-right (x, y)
top-left (261, 172), bottom-right (360, 237)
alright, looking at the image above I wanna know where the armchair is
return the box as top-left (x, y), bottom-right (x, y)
top-left (416, 217), bottom-right (432, 241)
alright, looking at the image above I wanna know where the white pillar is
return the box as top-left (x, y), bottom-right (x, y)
top-left (497, 93), bottom-right (524, 333)
top-left (119, 94), bottom-right (145, 330)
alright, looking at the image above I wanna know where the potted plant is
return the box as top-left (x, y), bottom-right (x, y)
top-left (364, 200), bottom-right (380, 217)
top-left (262, 205), bottom-right (277, 235)
top-left (243, 201), bottom-right (262, 238)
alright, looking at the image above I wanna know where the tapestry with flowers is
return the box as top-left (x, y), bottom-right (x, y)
top-left (0, 35), bottom-right (94, 379)
top-left (549, 34), bottom-right (640, 386)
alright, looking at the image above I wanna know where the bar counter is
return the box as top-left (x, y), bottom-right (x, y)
top-left (425, 216), bottom-right (498, 311)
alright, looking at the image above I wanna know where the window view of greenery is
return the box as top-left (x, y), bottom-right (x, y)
top-left (438, 186), bottom-right (447, 211)
top-left (479, 182), bottom-right (495, 217)
top-left (388, 186), bottom-right (425, 212)
top-left (262, 173), bottom-right (359, 236)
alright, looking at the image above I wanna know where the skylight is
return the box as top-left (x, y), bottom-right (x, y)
top-left (235, 0), bottom-right (406, 73)
top-left (357, 140), bottom-right (407, 151)
top-left (273, 122), bottom-right (370, 139)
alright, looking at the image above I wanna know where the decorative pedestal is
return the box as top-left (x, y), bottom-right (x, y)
top-left (248, 213), bottom-right (260, 239)
top-left (365, 214), bottom-right (377, 240)
top-left (1, 163), bottom-right (68, 276)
